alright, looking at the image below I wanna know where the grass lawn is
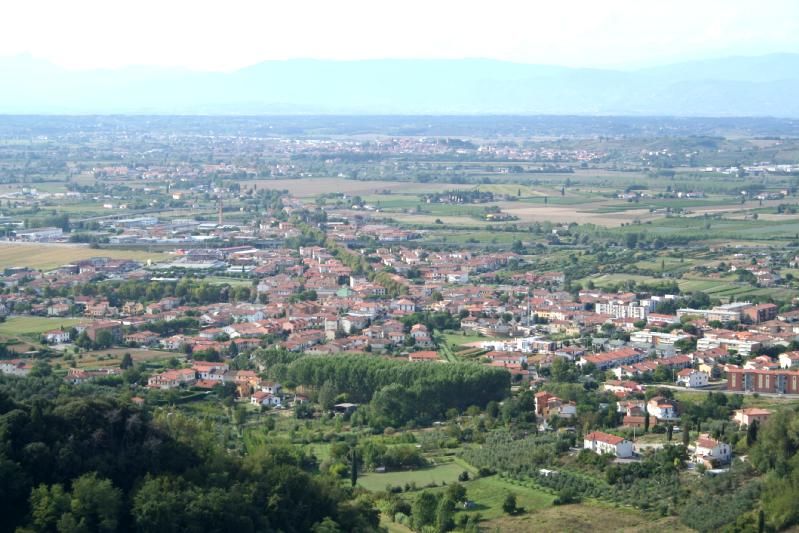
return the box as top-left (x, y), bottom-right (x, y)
top-left (440, 331), bottom-right (491, 350)
top-left (0, 243), bottom-right (165, 270)
top-left (202, 276), bottom-right (253, 287)
top-left (457, 475), bottom-right (554, 520)
top-left (70, 348), bottom-right (180, 369)
top-left (357, 461), bottom-right (467, 492)
top-left (0, 316), bottom-right (84, 338)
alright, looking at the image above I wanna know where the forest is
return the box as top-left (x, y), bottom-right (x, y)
top-left (285, 355), bottom-right (510, 428)
top-left (0, 383), bottom-right (379, 533)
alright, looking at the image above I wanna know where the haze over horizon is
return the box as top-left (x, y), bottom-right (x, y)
top-left (3, 0), bottom-right (799, 116)
top-left (2, 0), bottom-right (798, 71)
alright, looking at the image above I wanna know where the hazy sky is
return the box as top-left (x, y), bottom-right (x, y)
top-left (2, 0), bottom-right (798, 71)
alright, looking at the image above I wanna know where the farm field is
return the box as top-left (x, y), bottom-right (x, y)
top-left (0, 243), bottom-right (165, 270)
top-left (484, 501), bottom-right (690, 533)
top-left (582, 273), bottom-right (799, 302)
top-left (247, 178), bottom-right (449, 197)
top-left (67, 348), bottom-right (180, 369)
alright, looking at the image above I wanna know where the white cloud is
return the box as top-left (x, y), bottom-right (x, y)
top-left (1, 0), bottom-right (797, 70)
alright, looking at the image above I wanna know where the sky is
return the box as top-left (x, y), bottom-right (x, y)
top-left (2, 0), bottom-right (798, 71)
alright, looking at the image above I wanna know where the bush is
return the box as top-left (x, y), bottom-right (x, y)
top-left (458, 471), bottom-right (470, 482)
top-left (554, 488), bottom-right (580, 505)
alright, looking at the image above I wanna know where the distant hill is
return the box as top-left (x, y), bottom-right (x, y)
top-left (2, 54), bottom-right (799, 116)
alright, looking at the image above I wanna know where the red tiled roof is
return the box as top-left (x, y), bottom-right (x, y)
top-left (585, 431), bottom-right (626, 445)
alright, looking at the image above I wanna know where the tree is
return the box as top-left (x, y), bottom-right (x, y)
top-left (683, 423), bottom-right (691, 448)
top-left (747, 420), bottom-right (759, 447)
top-left (435, 496), bottom-right (455, 532)
top-left (29, 483), bottom-right (70, 531)
top-left (62, 473), bottom-right (122, 533)
top-left (667, 424), bottom-right (673, 442)
top-left (445, 483), bottom-right (466, 505)
top-left (318, 380), bottom-right (337, 411)
top-left (94, 330), bottom-right (114, 349)
top-left (502, 493), bottom-right (517, 515)
top-left (350, 446), bottom-right (359, 488)
top-left (411, 491), bottom-right (438, 531)
top-left (120, 352), bottom-right (133, 370)
top-left (644, 409), bottom-right (650, 433)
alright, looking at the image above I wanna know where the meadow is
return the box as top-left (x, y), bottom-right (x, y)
top-left (0, 243), bottom-right (165, 270)
top-left (0, 316), bottom-right (85, 338)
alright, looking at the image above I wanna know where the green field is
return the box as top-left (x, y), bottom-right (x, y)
top-left (439, 331), bottom-right (490, 349)
top-left (0, 316), bottom-right (85, 338)
top-left (485, 501), bottom-right (689, 533)
top-left (202, 276), bottom-right (253, 287)
top-left (357, 461), bottom-right (467, 492)
top-left (455, 475), bottom-right (554, 520)
top-left (0, 243), bottom-right (165, 270)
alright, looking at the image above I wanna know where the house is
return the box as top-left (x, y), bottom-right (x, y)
top-left (408, 350), bottom-right (440, 362)
top-left (43, 329), bottom-right (71, 344)
top-left (647, 396), bottom-right (678, 421)
top-left (48, 303), bottom-right (72, 316)
top-left (0, 359), bottom-right (32, 377)
top-left (147, 368), bottom-right (196, 389)
top-left (409, 323), bottom-right (434, 347)
top-left (122, 301), bottom-right (146, 316)
top-left (258, 380), bottom-right (282, 395)
top-left (584, 431), bottom-right (634, 458)
top-left (693, 433), bottom-right (731, 465)
top-left (676, 369), bottom-right (709, 388)
top-left (602, 380), bottom-right (644, 395)
top-left (85, 321), bottom-right (122, 343)
top-left (123, 330), bottom-right (160, 346)
top-left (192, 361), bottom-right (229, 381)
top-left (742, 303), bottom-right (778, 324)
top-left (778, 351), bottom-right (799, 369)
top-left (251, 391), bottom-right (281, 407)
top-left (534, 391), bottom-right (576, 419)
top-left (578, 347), bottom-right (643, 370)
top-left (733, 408), bottom-right (772, 428)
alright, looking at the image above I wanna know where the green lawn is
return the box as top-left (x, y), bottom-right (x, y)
top-left (456, 475), bottom-right (555, 520)
top-left (202, 276), bottom-right (253, 287)
top-left (0, 316), bottom-right (85, 338)
top-left (357, 461), bottom-right (467, 492)
top-left (440, 332), bottom-right (490, 350)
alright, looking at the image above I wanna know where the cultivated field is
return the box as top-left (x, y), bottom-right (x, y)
top-left (248, 178), bottom-right (449, 197)
top-left (60, 348), bottom-right (182, 369)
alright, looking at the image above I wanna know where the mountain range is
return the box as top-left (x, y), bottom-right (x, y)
top-left (2, 54), bottom-right (799, 116)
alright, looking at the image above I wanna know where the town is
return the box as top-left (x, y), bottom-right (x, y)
top-left (3, 115), bottom-right (799, 532)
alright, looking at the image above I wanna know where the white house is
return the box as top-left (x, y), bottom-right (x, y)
top-left (258, 381), bottom-right (282, 395)
top-left (0, 359), bottom-right (32, 377)
top-left (43, 329), bottom-right (71, 344)
top-left (251, 391), bottom-right (282, 407)
top-left (584, 431), bottom-right (634, 458)
top-left (778, 351), bottom-right (799, 369)
top-left (676, 369), bottom-right (709, 388)
top-left (693, 433), bottom-right (731, 465)
top-left (647, 396), bottom-right (678, 421)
